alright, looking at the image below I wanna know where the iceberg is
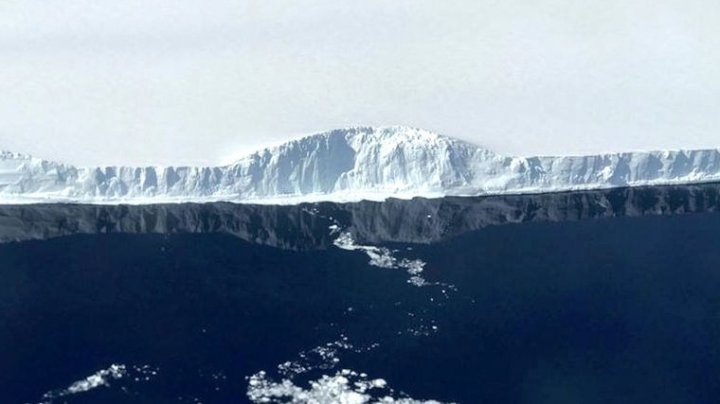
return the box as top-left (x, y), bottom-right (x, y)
top-left (2, 126), bottom-right (720, 204)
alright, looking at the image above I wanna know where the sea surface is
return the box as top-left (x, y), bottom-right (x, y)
top-left (2, 184), bottom-right (720, 403)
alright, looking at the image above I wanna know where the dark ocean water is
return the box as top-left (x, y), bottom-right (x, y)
top-left (2, 184), bottom-right (720, 403)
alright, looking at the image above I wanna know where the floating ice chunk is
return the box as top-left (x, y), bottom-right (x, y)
top-left (39, 364), bottom-right (127, 403)
top-left (333, 232), bottom-right (446, 289)
top-left (247, 369), bottom-right (451, 404)
top-left (38, 364), bottom-right (159, 403)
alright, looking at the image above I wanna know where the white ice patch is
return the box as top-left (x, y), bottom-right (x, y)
top-left (334, 232), bottom-right (423, 274)
top-left (276, 335), bottom-right (379, 380)
top-left (247, 369), bottom-right (451, 404)
top-left (38, 364), bottom-right (158, 403)
top-left (333, 232), bottom-right (452, 289)
top-left (247, 335), bottom-right (446, 403)
top-left (39, 364), bottom-right (127, 403)
top-left (278, 337), bottom-right (352, 377)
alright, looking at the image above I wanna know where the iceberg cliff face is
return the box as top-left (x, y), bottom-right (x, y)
top-left (2, 126), bottom-right (720, 204)
top-left (3, 182), bottom-right (720, 245)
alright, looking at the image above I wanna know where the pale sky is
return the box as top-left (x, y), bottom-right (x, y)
top-left (1, 0), bottom-right (719, 166)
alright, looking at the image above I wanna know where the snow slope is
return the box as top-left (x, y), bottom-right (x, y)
top-left (2, 126), bottom-right (720, 204)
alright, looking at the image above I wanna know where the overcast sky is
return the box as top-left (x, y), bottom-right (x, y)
top-left (1, 0), bottom-right (719, 165)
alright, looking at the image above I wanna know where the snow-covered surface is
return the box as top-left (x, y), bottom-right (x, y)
top-left (3, 126), bottom-right (720, 204)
